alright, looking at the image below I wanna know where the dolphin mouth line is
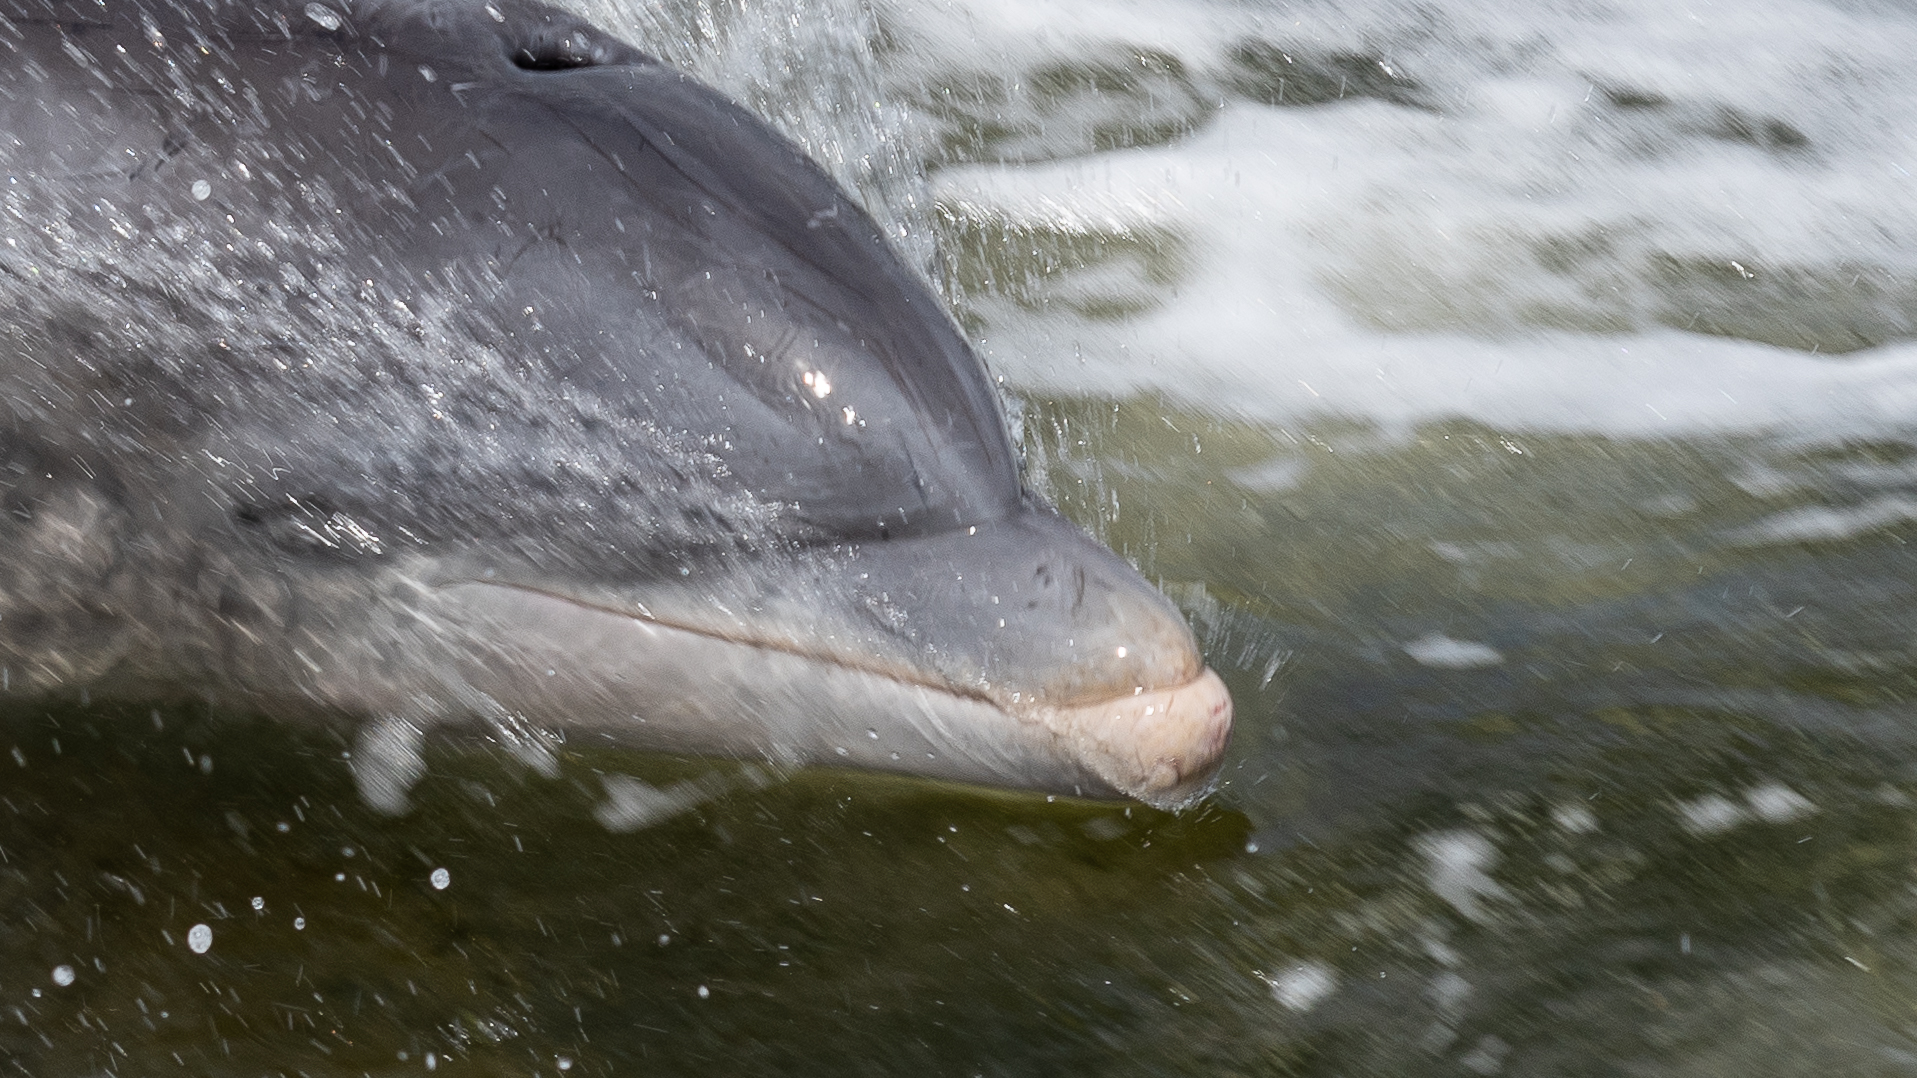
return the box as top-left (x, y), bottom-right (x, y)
top-left (443, 580), bottom-right (1232, 807)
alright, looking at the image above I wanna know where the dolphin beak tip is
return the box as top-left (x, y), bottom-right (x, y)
top-left (1053, 667), bottom-right (1235, 811)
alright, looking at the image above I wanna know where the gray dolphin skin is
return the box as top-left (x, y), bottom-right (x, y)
top-left (0, 0), bottom-right (1231, 809)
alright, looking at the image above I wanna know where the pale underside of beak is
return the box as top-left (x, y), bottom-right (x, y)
top-left (338, 582), bottom-right (1232, 811)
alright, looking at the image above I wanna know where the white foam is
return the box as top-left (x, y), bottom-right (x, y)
top-left (1262, 961), bottom-right (1338, 1013)
top-left (1415, 829), bottom-right (1509, 923)
top-left (1731, 496), bottom-right (1917, 546)
top-left (1428, 970), bottom-right (1472, 1016)
top-left (1550, 802), bottom-right (1597, 835)
top-left (946, 102), bottom-right (1917, 437)
top-left (899, 0), bottom-right (1917, 438)
top-left (593, 773), bottom-right (726, 832)
top-left (1224, 456), bottom-right (1308, 493)
top-left (1404, 634), bottom-right (1504, 669)
top-left (1676, 793), bottom-right (1746, 836)
top-left (1745, 782), bottom-right (1817, 824)
top-left (1677, 783), bottom-right (1818, 835)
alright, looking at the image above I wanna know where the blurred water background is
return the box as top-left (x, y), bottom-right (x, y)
top-left (10, 0), bottom-right (1917, 1072)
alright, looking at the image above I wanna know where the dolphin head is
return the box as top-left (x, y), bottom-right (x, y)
top-left (0, 0), bottom-right (1231, 808)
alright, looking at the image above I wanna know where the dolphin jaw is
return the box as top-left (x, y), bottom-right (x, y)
top-left (425, 580), bottom-right (1230, 808)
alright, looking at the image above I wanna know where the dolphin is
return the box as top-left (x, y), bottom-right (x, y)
top-left (0, 0), bottom-right (1231, 809)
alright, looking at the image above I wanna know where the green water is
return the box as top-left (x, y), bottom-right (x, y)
top-left (8, 404), bottom-right (1917, 1075)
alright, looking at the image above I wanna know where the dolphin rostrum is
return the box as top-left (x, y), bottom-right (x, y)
top-left (0, 0), bottom-right (1231, 810)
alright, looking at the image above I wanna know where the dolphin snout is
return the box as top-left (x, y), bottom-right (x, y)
top-left (1042, 667), bottom-right (1233, 810)
top-left (847, 506), bottom-right (1234, 805)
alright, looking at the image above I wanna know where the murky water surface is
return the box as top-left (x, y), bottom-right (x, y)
top-left (11, 0), bottom-right (1917, 1072)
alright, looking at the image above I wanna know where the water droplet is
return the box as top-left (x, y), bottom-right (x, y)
top-left (430, 867), bottom-right (450, 890)
top-left (696, 985), bottom-right (710, 999)
top-left (190, 180), bottom-right (211, 201)
top-left (250, 896), bottom-right (264, 911)
top-left (303, 3), bottom-right (342, 30)
top-left (293, 916), bottom-right (306, 930)
top-left (187, 924), bottom-right (212, 954)
top-left (50, 965), bottom-right (74, 987)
